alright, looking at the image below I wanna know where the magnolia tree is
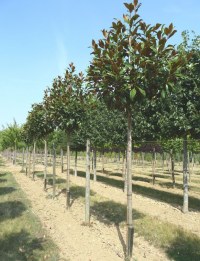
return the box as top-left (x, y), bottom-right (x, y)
top-left (44, 63), bottom-right (85, 209)
top-left (75, 100), bottom-right (127, 178)
top-left (87, 0), bottom-right (184, 259)
top-left (23, 103), bottom-right (54, 187)
top-left (155, 32), bottom-right (200, 213)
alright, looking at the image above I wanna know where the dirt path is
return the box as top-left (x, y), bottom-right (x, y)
top-left (5, 162), bottom-right (170, 261)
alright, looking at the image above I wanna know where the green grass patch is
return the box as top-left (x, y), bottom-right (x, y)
top-left (0, 163), bottom-right (65, 261)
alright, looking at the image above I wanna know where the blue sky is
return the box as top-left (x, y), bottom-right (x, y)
top-left (0, 0), bottom-right (200, 129)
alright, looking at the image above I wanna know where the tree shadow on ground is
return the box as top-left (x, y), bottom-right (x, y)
top-left (49, 178), bottom-right (66, 185)
top-left (163, 170), bottom-right (182, 175)
top-left (62, 169), bottom-right (73, 173)
top-left (115, 224), bottom-right (126, 256)
top-left (91, 200), bottom-right (143, 257)
top-left (91, 200), bottom-right (144, 225)
top-left (0, 230), bottom-right (46, 261)
top-left (166, 230), bottom-right (200, 261)
top-left (35, 172), bottom-right (66, 186)
top-left (0, 173), bottom-right (7, 177)
top-left (158, 182), bottom-right (183, 190)
top-left (58, 185), bottom-right (96, 207)
top-left (0, 179), bottom-right (7, 183)
top-left (16, 162), bottom-right (23, 166)
top-left (97, 169), bottom-right (112, 176)
top-left (133, 183), bottom-right (200, 211)
top-left (34, 171), bottom-right (44, 175)
top-left (133, 176), bottom-right (151, 183)
top-left (0, 201), bottom-right (26, 222)
top-left (0, 187), bottom-right (16, 196)
top-left (148, 173), bottom-right (172, 179)
top-left (158, 182), bottom-right (199, 192)
top-left (76, 171), bottom-right (200, 211)
top-left (108, 172), bottom-right (123, 178)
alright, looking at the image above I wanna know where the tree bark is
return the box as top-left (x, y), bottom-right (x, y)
top-left (52, 144), bottom-right (56, 199)
top-left (190, 152), bottom-right (194, 182)
top-left (85, 139), bottom-right (90, 224)
top-left (32, 142), bottom-right (36, 180)
top-left (183, 135), bottom-right (189, 213)
top-left (118, 151), bottom-right (121, 172)
top-left (25, 147), bottom-right (28, 176)
top-left (21, 147), bottom-right (25, 172)
top-left (188, 151), bottom-right (190, 182)
top-left (170, 149), bottom-right (175, 188)
top-left (123, 150), bottom-right (127, 193)
top-left (126, 109), bottom-right (134, 259)
top-left (61, 149), bottom-right (64, 173)
top-left (66, 135), bottom-right (71, 209)
top-left (102, 149), bottom-right (105, 174)
top-left (13, 143), bottom-right (17, 165)
top-left (141, 152), bottom-right (144, 169)
top-left (122, 151), bottom-right (125, 179)
top-left (162, 152), bottom-right (165, 173)
top-left (44, 140), bottom-right (48, 190)
top-left (28, 148), bottom-right (31, 177)
top-left (74, 150), bottom-right (78, 177)
top-left (152, 148), bottom-right (156, 185)
top-left (93, 149), bottom-right (97, 181)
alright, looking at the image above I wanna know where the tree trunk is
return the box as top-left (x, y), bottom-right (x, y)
top-left (152, 148), bottom-right (156, 185)
top-left (141, 152), bottom-right (144, 169)
top-left (166, 154), bottom-right (171, 173)
top-left (61, 149), bottom-right (64, 173)
top-left (85, 139), bottom-right (90, 224)
top-left (93, 149), bottom-right (97, 181)
top-left (40, 150), bottom-right (43, 165)
top-left (74, 150), bottom-right (78, 177)
top-left (49, 149), bottom-right (52, 166)
top-left (13, 143), bottom-right (17, 165)
top-left (190, 152), bottom-right (194, 182)
top-left (32, 142), bottom-right (36, 180)
top-left (66, 136), bottom-right (71, 209)
top-left (126, 109), bottom-right (134, 260)
top-left (118, 151), bottom-right (121, 172)
top-left (170, 149), bottom-right (175, 188)
top-left (122, 151), bottom-right (125, 179)
top-left (28, 148), bottom-right (31, 177)
top-left (25, 147), bottom-right (28, 176)
top-left (183, 135), bottom-right (189, 213)
top-left (8, 150), bottom-right (11, 162)
top-left (123, 150), bottom-right (127, 193)
top-left (162, 152), bottom-right (165, 173)
top-left (52, 144), bottom-right (56, 199)
top-left (114, 152), bottom-right (117, 162)
top-left (91, 150), bottom-right (94, 170)
top-left (44, 140), bottom-right (48, 190)
top-left (102, 149), bottom-right (105, 174)
top-left (21, 147), bottom-right (25, 172)
top-left (188, 151), bottom-right (190, 182)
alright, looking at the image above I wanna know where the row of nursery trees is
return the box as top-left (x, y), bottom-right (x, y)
top-left (1, 1), bottom-right (200, 259)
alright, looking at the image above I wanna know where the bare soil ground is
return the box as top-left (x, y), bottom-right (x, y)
top-left (2, 156), bottom-right (200, 261)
